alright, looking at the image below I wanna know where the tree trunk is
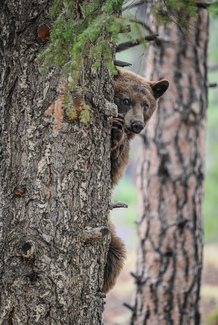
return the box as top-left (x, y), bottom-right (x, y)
top-left (0, 1), bottom-right (114, 324)
top-left (131, 4), bottom-right (209, 325)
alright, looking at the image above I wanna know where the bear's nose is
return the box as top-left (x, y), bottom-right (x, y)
top-left (131, 121), bottom-right (144, 134)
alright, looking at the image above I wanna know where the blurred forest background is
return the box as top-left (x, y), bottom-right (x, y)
top-left (104, 12), bottom-right (218, 325)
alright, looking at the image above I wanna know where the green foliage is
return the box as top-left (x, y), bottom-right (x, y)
top-left (207, 308), bottom-right (218, 325)
top-left (202, 18), bottom-right (218, 243)
top-left (203, 87), bottom-right (218, 242)
top-left (64, 96), bottom-right (78, 121)
top-left (39, 0), bottom-right (207, 123)
top-left (151, 0), bottom-right (197, 32)
top-left (80, 104), bottom-right (90, 124)
top-left (39, 0), bottom-right (126, 122)
top-left (209, 0), bottom-right (218, 17)
top-left (40, 0), bottom-right (125, 83)
top-left (63, 94), bottom-right (90, 124)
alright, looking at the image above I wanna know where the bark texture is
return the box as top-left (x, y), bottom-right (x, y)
top-left (0, 1), bottom-right (114, 324)
top-left (131, 5), bottom-right (209, 325)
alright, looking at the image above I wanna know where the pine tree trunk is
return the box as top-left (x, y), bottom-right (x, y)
top-left (131, 5), bottom-right (209, 325)
top-left (0, 1), bottom-right (114, 324)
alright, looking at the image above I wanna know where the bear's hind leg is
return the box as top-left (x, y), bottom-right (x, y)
top-left (102, 219), bottom-right (126, 293)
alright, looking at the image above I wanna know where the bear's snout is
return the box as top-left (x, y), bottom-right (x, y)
top-left (131, 121), bottom-right (144, 134)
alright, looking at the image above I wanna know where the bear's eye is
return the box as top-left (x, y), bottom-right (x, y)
top-left (143, 103), bottom-right (149, 111)
top-left (123, 98), bottom-right (130, 106)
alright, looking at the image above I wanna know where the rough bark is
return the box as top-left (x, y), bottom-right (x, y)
top-left (131, 4), bottom-right (209, 325)
top-left (0, 1), bottom-right (114, 324)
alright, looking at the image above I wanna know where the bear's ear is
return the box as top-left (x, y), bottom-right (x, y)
top-left (150, 79), bottom-right (169, 99)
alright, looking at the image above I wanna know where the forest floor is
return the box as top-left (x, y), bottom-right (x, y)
top-left (103, 244), bottom-right (218, 325)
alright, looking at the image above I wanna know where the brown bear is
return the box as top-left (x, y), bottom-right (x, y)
top-left (102, 69), bottom-right (169, 293)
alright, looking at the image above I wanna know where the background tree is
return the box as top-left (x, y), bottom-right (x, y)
top-left (0, 0), bottom-right (121, 323)
top-left (130, 1), bottom-right (209, 324)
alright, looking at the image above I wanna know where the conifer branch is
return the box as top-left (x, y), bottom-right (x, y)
top-left (123, 1), bottom-right (211, 11)
top-left (130, 272), bottom-right (143, 282)
top-left (208, 83), bottom-right (217, 88)
top-left (119, 24), bottom-right (131, 33)
top-left (109, 201), bottom-right (128, 210)
top-left (116, 34), bottom-right (159, 53)
top-left (196, 2), bottom-right (211, 9)
top-left (114, 60), bottom-right (132, 67)
top-left (129, 18), bottom-right (155, 35)
top-left (122, 0), bottom-right (147, 12)
top-left (123, 303), bottom-right (136, 312)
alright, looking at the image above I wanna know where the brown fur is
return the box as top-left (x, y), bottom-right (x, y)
top-left (111, 69), bottom-right (169, 187)
top-left (102, 219), bottom-right (126, 293)
top-left (103, 69), bottom-right (169, 293)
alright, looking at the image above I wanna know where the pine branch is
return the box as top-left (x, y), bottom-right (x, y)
top-left (208, 83), bottom-right (217, 88)
top-left (123, 303), bottom-right (136, 312)
top-left (116, 33), bottom-right (159, 53)
top-left (109, 201), bottom-right (128, 209)
top-left (129, 18), bottom-right (155, 35)
top-left (196, 2), bottom-right (212, 9)
top-left (123, 0), bottom-right (211, 11)
top-left (119, 24), bottom-right (131, 33)
top-left (130, 272), bottom-right (143, 282)
top-left (114, 60), bottom-right (132, 67)
top-left (122, 0), bottom-right (147, 12)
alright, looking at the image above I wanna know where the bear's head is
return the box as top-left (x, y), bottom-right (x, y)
top-left (114, 69), bottom-right (169, 134)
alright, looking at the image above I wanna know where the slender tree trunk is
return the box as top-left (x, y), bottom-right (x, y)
top-left (131, 4), bottom-right (209, 325)
top-left (0, 1), bottom-right (114, 324)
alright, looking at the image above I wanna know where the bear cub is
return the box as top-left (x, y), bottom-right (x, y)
top-left (103, 69), bottom-right (169, 293)
top-left (111, 69), bottom-right (169, 187)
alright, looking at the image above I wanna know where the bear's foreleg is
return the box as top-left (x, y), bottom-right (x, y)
top-left (111, 114), bottom-right (130, 187)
